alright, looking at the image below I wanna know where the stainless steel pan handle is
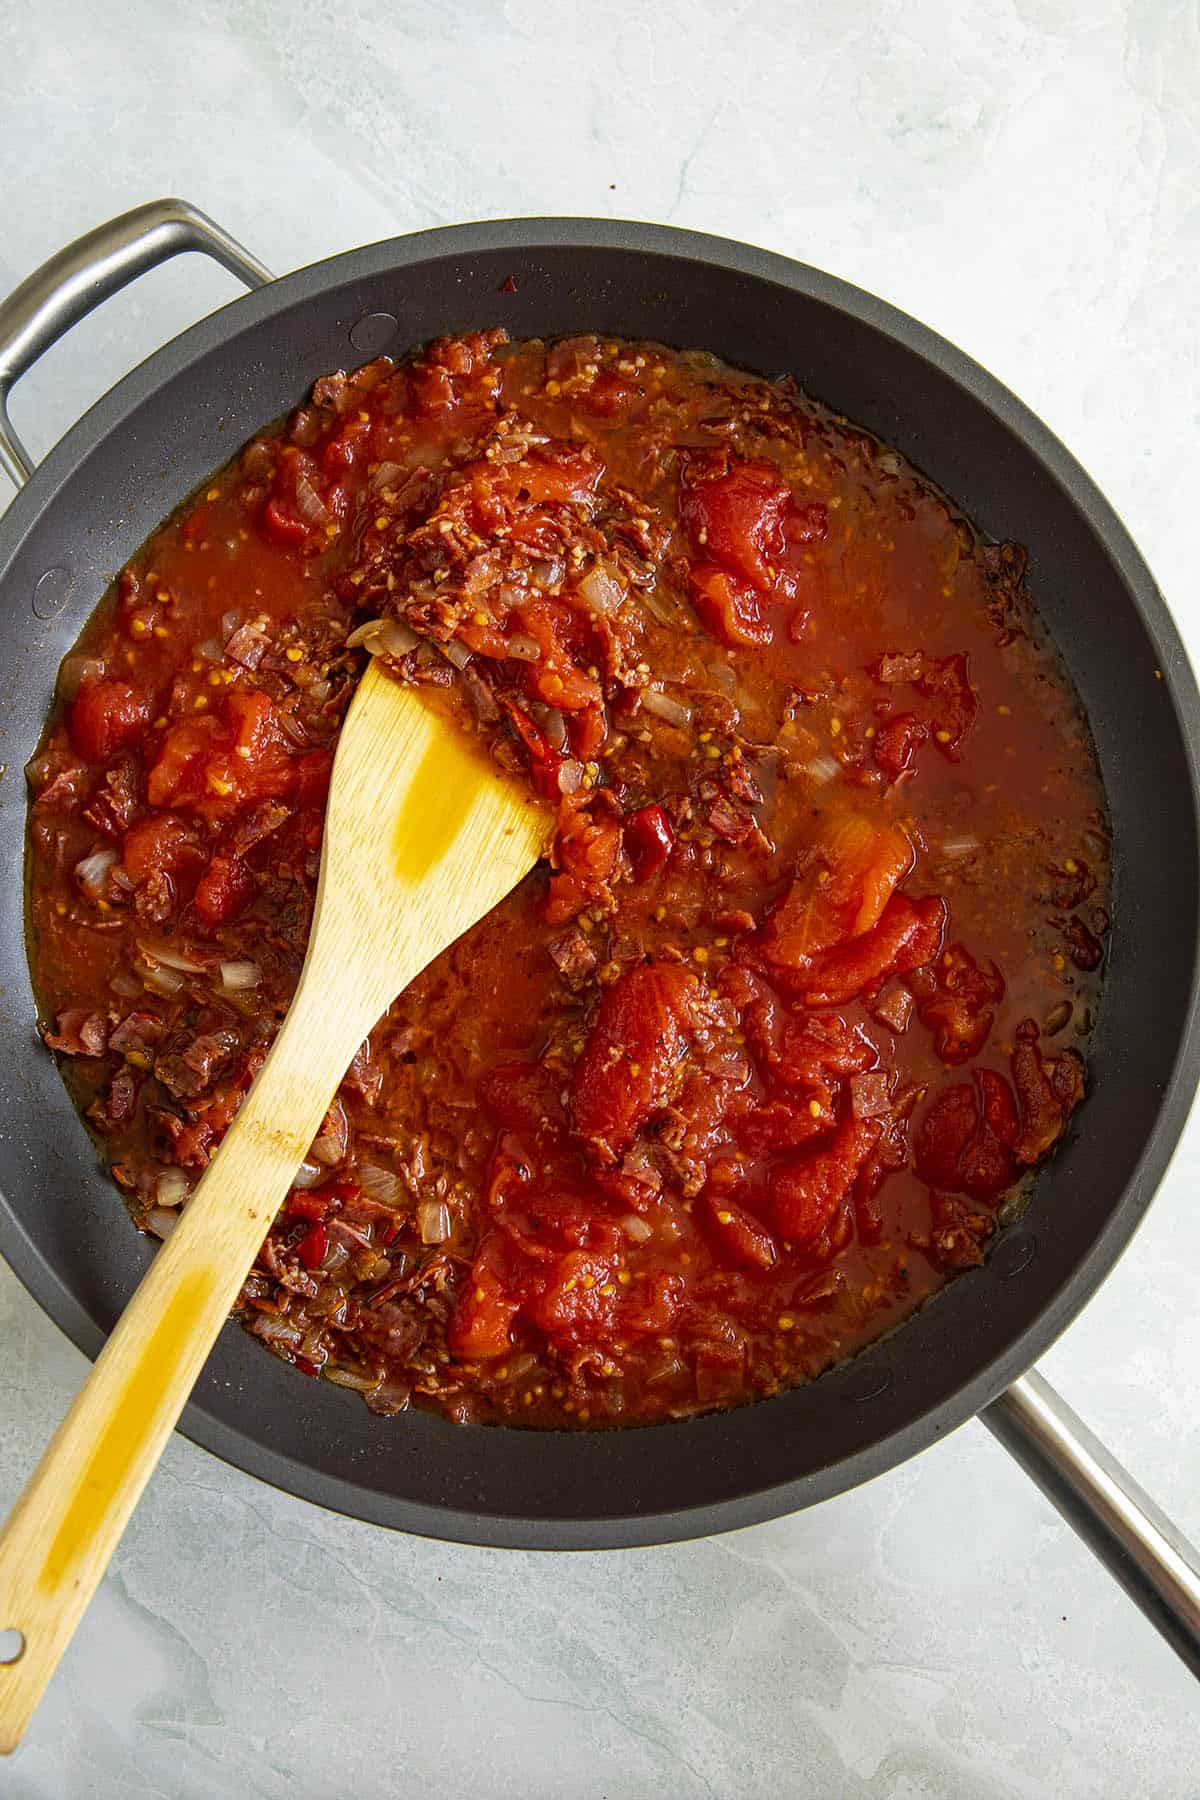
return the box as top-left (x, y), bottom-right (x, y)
top-left (982, 1371), bottom-right (1200, 1675)
top-left (1, 204), bottom-right (1197, 1679)
top-left (0, 198), bottom-right (271, 487)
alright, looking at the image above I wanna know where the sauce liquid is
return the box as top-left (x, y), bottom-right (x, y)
top-left (26, 332), bottom-right (1109, 1427)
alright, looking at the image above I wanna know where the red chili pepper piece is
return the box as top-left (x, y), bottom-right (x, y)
top-left (296, 1222), bottom-right (328, 1270)
top-left (623, 803), bottom-right (675, 882)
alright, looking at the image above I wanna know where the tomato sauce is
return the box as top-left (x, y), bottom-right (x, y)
top-left (25, 331), bottom-right (1109, 1426)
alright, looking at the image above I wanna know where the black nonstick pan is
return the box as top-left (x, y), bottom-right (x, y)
top-left (1, 202), bottom-right (1197, 1668)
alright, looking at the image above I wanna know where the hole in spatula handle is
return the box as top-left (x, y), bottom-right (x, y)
top-left (0, 1629), bottom-right (25, 1665)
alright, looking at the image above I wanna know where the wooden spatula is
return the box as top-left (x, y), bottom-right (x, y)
top-left (0, 660), bottom-right (548, 1751)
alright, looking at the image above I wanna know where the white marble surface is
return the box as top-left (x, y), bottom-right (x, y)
top-left (2, 1), bottom-right (1198, 1792)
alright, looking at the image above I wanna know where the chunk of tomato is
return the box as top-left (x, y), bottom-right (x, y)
top-left (688, 564), bottom-right (771, 647)
top-left (679, 455), bottom-right (791, 591)
top-left (572, 962), bottom-right (699, 1161)
top-left (448, 1235), bottom-right (520, 1359)
top-left (770, 1119), bottom-right (880, 1246)
top-left (194, 849), bottom-right (256, 925)
top-left (792, 894), bottom-right (946, 1006)
top-left (915, 1068), bottom-right (1018, 1201)
top-left (759, 811), bottom-right (914, 967)
top-left (69, 678), bottom-right (151, 764)
top-left (120, 811), bottom-right (202, 885)
top-left (148, 689), bottom-right (295, 817)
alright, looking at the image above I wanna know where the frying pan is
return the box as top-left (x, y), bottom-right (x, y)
top-left (1, 202), bottom-right (1198, 1668)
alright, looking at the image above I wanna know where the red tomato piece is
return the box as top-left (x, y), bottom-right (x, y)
top-left (320, 413), bottom-right (372, 474)
top-left (572, 962), bottom-right (699, 1161)
top-left (523, 1248), bottom-right (620, 1336)
top-left (915, 1068), bottom-right (1019, 1201)
top-left (478, 1060), bottom-right (563, 1134)
top-left (620, 1270), bottom-right (685, 1335)
top-left (515, 599), bottom-right (603, 713)
top-left (120, 811), bottom-right (201, 885)
top-left (730, 1096), bottom-right (835, 1154)
top-left (449, 1236), bottom-right (520, 1359)
top-left (148, 690), bottom-right (295, 817)
top-left (295, 749), bottom-right (333, 807)
top-left (793, 894), bottom-right (946, 1006)
top-left (555, 795), bottom-right (621, 887)
top-left (577, 370), bottom-right (641, 417)
top-left (770, 1119), bottom-right (880, 1246)
top-left (759, 811), bottom-right (914, 967)
top-left (688, 564), bottom-right (771, 647)
top-left (679, 455), bottom-right (792, 590)
top-left (699, 1192), bottom-right (779, 1270)
top-left (69, 678), bottom-right (151, 764)
top-left (194, 849), bottom-right (256, 925)
top-left (623, 803), bottom-right (675, 882)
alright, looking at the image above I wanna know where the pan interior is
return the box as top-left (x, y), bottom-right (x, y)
top-left (1, 224), bottom-right (1196, 1547)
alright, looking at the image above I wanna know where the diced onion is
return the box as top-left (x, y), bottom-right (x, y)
top-left (417, 1199), bottom-right (452, 1244)
top-left (803, 752), bottom-right (841, 784)
top-left (542, 707), bottom-right (568, 751)
top-left (111, 972), bottom-right (143, 999)
top-left (530, 557), bottom-right (564, 590)
top-left (621, 1214), bottom-right (654, 1244)
top-left (252, 1314), bottom-right (303, 1348)
top-left (293, 471), bottom-right (330, 526)
top-left (642, 585), bottom-right (688, 628)
top-left (706, 661), bottom-right (737, 697)
top-left (197, 637), bottom-right (224, 663)
top-left (640, 688), bottom-right (693, 728)
top-left (220, 960), bottom-right (262, 992)
top-left (146, 1208), bottom-right (180, 1240)
top-left (360, 1163), bottom-right (402, 1205)
top-left (220, 609), bottom-right (242, 639)
top-left (368, 460), bottom-right (405, 493)
top-left (292, 1160), bottom-right (323, 1190)
top-left (440, 636), bottom-right (473, 670)
top-left (503, 633), bottom-right (542, 662)
top-left (137, 940), bottom-right (207, 973)
top-left (578, 565), bottom-right (625, 614)
top-left (136, 962), bottom-right (185, 997)
top-left (939, 834), bottom-right (980, 860)
top-left (346, 616), bottom-right (419, 656)
top-left (556, 759), bottom-right (584, 794)
top-left (155, 1167), bottom-right (190, 1208)
top-left (75, 848), bottom-right (117, 900)
top-left (498, 1352), bottom-right (538, 1382)
top-left (57, 653), bottom-right (105, 702)
top-left (324, 1365), bottom-right (380, 1393)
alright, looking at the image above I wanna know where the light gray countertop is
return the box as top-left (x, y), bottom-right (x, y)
top-left (2, 2), bottom-right (1198, 1794)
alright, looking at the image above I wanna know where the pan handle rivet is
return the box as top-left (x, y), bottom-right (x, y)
top-left (32, 567), bottom-right (71, 620)
top-left (349, 311), bottom-right (399, 355)
top-left (993, 1229), bottom-right (1037, 1280)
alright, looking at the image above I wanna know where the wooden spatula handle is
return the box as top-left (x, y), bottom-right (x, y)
top-left (0, 960), bottom-right (381, 1753)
